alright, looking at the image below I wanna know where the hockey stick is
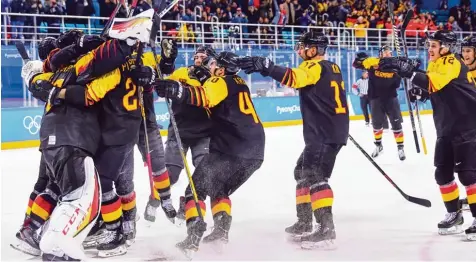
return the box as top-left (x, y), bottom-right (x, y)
top-left (15, 41), bottom-right (31, 62)
top-left (349, 135), bottom-right (431, 207)
top-left (100, 0), bottom-right (126, 39)
top-left (148, 12), bottom-right (203, 219)
top-left (399, 10), bottom-right (428, 155)
top-left (388, 2), bottom-right (420, 154)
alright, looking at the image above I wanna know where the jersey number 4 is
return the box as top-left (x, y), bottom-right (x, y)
top-left (239, 92), bottom-right (260, 123)
top-left (123, 78), bottom-right (138, 111)
top-left (331, 80), bottom-right (346, 114)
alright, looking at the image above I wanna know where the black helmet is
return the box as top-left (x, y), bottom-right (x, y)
top-left (38, 37), bottom-right (58, 60)
top-left (427, 30), bottom-right (458, 53)
top-left (379, 45), bottom-right (392, 57)
top-left (56, 29), bottom-right (84, 49)
top-left (295, 31), bottom-right (329, 56)
top-left (203, 51), bottom-right (240, 75)
top-left (461, 35), bottom-right (476, 50)
top-left (195, 45), bottom-right (217, 58)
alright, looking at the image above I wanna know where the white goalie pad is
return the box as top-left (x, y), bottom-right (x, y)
top-left (21, 60), bottom-right (44, 85)
top-left (40, 156), bottom-right (101, 260)
top-left (108, 9), bottom-right (155, 44)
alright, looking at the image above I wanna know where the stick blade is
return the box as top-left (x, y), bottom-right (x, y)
top-left (15, 41), bottom-right (30, 62)
top-left (388, 0), bottom-right (395, 17)
top-left (406, 195), bottom-right (432, 207)
top-left (401, 9), bottom-right (414, 31)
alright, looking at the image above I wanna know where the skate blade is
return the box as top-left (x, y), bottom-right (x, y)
top-left (125, 238), bottom-right (136, 247)
top-left (438, 225), bottom-right (464, 235)
top-left (301, 239), bottom-right (337, 250)
top-left (462, 204), bottom-right (470, 211)
top-left (466, 233), bottom-right (476, 241)
top-left (203, 238), bottom-right (228, 254)
top-left (177, 247), bottom-right (196, 261)
top-left (175, 217), bottom-right (186, 228)
top-left (167, 217), bottom-right (175, 224)
top-left (97, 245), bottom-right (127, 258)
top-left (10, 241), bottom-right (41, 256)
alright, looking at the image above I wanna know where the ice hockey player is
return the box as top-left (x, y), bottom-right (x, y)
top-left (353, 46), bottom-right (406, 161)
top-left (143, 45), bottom-right (216, 223)
top-left (238, 31), bottom-right (349, 249)
top-left (153, 51), bottom-right (265, 257)
top-left (379, 29), bottom-right (476, 241)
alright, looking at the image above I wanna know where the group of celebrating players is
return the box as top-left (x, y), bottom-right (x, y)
top-left (9, 8), bottom-right (476, 261)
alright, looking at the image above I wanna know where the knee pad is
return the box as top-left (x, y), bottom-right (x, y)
top-left (457, 171), bottom-right (476, 186)
top-left (435, 166), bottom-right (455, 186)
top-left (40, 157), bottom-right (101, 260)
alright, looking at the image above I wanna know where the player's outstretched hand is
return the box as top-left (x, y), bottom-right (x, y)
top-left (131, 65), bottom-right (155, 87)
top-left (352, 52), bottom-right (368, 69)
top-left (154, 79), bottom-right (184, 101)
top-left (237, 56), bottom-right (275, 76)
top-left (379, 57), bottom-right (418, 78)
top-left (76, 34), bottom-right (104, 54)
top-left (161, 39), bottom-right (178, 61)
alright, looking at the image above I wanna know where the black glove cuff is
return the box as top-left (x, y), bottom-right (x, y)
top-left (411, 72), bottom-right (429, 89)
top-left (159, 58), bottom-right (175, 74)
top-left (64, 85), bottom-right (87, 107)
top-left (268, 65), bottom-right (288, 83)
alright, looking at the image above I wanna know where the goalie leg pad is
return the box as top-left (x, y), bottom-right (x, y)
top-left (40, 156), bottom-right (101, 260)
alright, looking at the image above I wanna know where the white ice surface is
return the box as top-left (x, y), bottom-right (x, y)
top-left (2, 114), bottom-right (476, 261)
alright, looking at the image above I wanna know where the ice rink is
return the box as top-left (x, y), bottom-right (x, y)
top-left (2, 114), bottom-right (476, 261)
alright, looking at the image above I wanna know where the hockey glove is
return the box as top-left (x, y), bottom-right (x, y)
top-left (378, 57), bottom-right (420, 78)
top-left (238, 56), bottom-right (275, 76)
top-left (76, 34), bottom-right (105, 54)
top-left (190, 65), bottom-right (211, 84)
top-left (409, 85), bottom-right (430, 103)
top-left (131, 65), bottom-right (156, 87)
top-left (56, 29), bottom-right (84, 49)
top-left (29, 79), bottom-right (54, 102)
top-left (21, 60), bottom-right (44, 86)
top-left (154, 79), bottom-right (184, 102)
top-left (352, 52), bottom-right (368, 69)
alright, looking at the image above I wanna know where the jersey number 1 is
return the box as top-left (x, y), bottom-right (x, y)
top-left (331, 80), bottom-right (346, 114)
top-left (239, 92), bottom-right (260, 123)
top-left (123, 78), bottom-right (138, 111)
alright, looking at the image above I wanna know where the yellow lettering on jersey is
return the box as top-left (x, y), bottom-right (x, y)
top-left (331, 80), bottom-right (346, 114)
top-left (52, 78), bottom-right (64, 88)
top-left (427, 54), bottom-right (461, 92)
top-left (123, 78), bottom-right (138, 111)
top-left (239, 92), bottom-right (260, 123)
top-left (233, 76), bottom-right (246, 85)
top-left (374, 70), bottom-right (394, 78)
top-left (332, 64), bottom-right (341, 74)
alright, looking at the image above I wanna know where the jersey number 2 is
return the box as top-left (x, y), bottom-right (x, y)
top-left (331, 81), bottom-right (346, 114)
top-left (123, 78), bottom-right (138, 111)
top-left (239, 92), bottom-right (260, 123)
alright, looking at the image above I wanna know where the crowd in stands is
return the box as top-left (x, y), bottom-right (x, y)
top-left (1, 0), bottom-right (475, 45)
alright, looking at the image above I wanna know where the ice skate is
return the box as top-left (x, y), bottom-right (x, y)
top-left (161, 198), bottom-right (177, 224)
top-left (285, 220), bottom-right (313, 241)
top-left (301, 213), bottom-right (336, 250)
top-left (42, 253), bottom-right (80, 261)
top-left (82, 219), bottom-right (106, 249)
top-left (176, 219), bottom-right (207, 260)
top-left (144, 198), bottom-right (160, 222)
top-left (365, 122), bottom-right (370, 127)
top-left (465, 218), bottom-right (476, 241)
top-left (96, 228), bottom-right (127, 258)
top-left (397, 145), bottom-right (406, 161)
top-left (438, 211), bottom-right (464, 235)
top-left (203, 212), bottom-right (232, 244)
top-left (371, 143), bottom-right (383, 158)
top-left (10, 224), bottom-right (41, 256)
top-left (123, 219), bottom-right (136, 247)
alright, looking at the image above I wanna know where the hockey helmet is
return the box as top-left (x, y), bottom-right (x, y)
top-left (426, 30), bottom-right (458, 53)
top-left (38, 37), bottom-right (58, 60)
top-left (56, 29), bottom-right (84, 49)
top-left (461, 35), bottom-right (476, 50)
top-left (379, 45), bottom-right (392, 57)
top-left (203, 51), bottom-right (240, 75)
top-left (294, 31), bottom-right (329, 55)
top-left (195, 45), bottom-right (217, 58)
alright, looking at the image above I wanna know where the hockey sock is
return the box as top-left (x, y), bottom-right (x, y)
top-left (25, 190), bottom-right (39, 219)
top-left (101, 190), bottom-right (123, 230)
top-left (393, 129), bottom-right (404, 147)
top-left (152, 168), bottom-right (171, 201)
top-left (373, 128), bottom-right (383, 145)
top-left (184, 197), bottom-right (206, 225)
top-left (439, 181), bottom-right (460, 213)
top-left (30, 193), bottom-right (57, 230)
top-left (295, 182), bottom-right (312, 223)
top-left (120, 191), bottom-right (136, 235)
top-left (310, 182), bottom-right (334, 221)
top-left (465, 184), bottom-right (476, 216)
top-left (211, 197), bottom-right (231, 217)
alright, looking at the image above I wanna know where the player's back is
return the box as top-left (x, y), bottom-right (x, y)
top-left (299, 60), bottom-right (349, 145)
top-left (363, 57), bottom-right (401, 99)
top-left (204, 75), bottom-right (265, 160)
top-left (428, 54), bottom-right (476, 136)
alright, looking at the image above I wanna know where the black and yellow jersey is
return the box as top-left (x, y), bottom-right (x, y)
top-left (362, 57), bottom-right (402, 99)
top-left (183, 75), bottom-right (265, 160)
top-left (272, 59), bottom-right (349, 145)
top-left (166, 66), bottom-right (213, 139)
top-left (416, 54), bottom-right (476, 137)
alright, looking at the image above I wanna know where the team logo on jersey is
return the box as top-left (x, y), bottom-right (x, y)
top-left (23, 115), bottom-right (42, 135)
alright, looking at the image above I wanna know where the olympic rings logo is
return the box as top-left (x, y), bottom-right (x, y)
top-left (23, 115), bottom-right (42, 135)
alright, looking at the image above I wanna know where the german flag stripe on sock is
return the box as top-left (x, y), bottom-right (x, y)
top-left (466, 184), bottom-right (476, 204)
top-left (393, 130), bottom-right (404, 144)
top-left (374, 128), bottom-right (383, 141)
top-left (101, 195), bottom-right (122, 224)
top-left (311, 189), bottom-right (334, 211)
top-left (31, 194), bottom-right (56, 221)
top-left (121, 191), bottom-right (136, 212)
top-left (211, 198), bottom-right (232, 216)
top-left (26, 191), bottom-right (39, 216)
top-left (440, 181), bottom-right (459, 202)
top-left (153, 171), bottom-right (171, 200)
top-left (185, 200), bottom-right (206, 222)
top-left (296, 187), bottom-right (311, 205)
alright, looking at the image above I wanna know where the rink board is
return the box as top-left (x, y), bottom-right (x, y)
top-left (1, 96), bottom-right (432, 149)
